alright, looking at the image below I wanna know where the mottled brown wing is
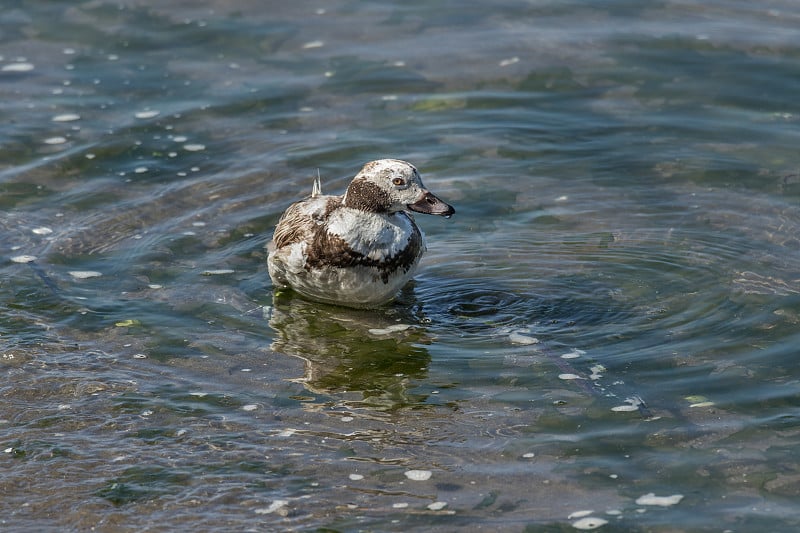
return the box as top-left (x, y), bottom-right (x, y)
top-left (272, 196), bottom-right (341, 249)
top-left (272, 201), bottom-right (315, 249)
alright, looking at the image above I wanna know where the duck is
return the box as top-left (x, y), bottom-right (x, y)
top-left (267, 159), bottom-right (455, 308)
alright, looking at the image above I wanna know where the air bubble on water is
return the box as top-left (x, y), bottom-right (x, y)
top-left (572, 516), bottom-right (609, 530)
top-left (69, 270), bottom-right (102, 279)
top-left (52, 113), bottom-right (81, 122)
top-left (2, 62), bottom-right (35, 72)
top-left (635, 493), bottom-right (684, 507)
top-left (135, 109), bottom-right (160, 119)
top-left (404, 470), bottom-right (432, 481)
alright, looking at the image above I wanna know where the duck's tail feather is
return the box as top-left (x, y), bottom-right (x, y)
top-left (311, 169), bottom-right (322, 197)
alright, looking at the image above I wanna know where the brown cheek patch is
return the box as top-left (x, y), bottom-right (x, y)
top-left (344, 179), bottom-right (391, 213)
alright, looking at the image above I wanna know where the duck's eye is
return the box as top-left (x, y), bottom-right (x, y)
top-left (392, 178), bottom-right (405, 186)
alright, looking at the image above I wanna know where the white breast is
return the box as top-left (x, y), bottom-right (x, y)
top-left (326, 208), bottom-right (415, 260)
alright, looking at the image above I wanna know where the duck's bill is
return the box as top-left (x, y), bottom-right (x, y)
top-left (407, 191), bottom-right (455, 218)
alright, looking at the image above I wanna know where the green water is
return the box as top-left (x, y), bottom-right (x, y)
top-left (2, 1), bottom-right (800, 531)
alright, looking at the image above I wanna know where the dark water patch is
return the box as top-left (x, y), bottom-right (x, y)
top-left (0, 182), bottom-right (56, 209)
top-left (96, 465), bottom-right (192, 505)
top-left (414, 276), bottom-right (635, 341)
top-left (323, 56), bottom-right (439, 95)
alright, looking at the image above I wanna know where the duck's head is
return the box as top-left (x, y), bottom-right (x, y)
top-left (343, 159), bottom-right (455, 218)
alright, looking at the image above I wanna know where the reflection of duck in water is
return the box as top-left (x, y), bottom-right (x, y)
top-left (267, 159), bottom-right (454, 308)
top-left (267, 291), bottom-right (432, 410)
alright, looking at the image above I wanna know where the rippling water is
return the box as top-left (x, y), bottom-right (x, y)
top-left (3, 1), bottom-right (800, 531)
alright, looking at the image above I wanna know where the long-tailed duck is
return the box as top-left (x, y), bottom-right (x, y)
top-left (267, 159), bottom-right (455, 308)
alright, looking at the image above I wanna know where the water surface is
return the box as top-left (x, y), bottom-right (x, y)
top-left (2, 1), bottom-right (800, 531)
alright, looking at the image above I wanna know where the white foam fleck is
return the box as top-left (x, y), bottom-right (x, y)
top-left (572, 516), bottom-right (609, 530)
top-left (11, 255), bottom-right (37, 263)
top-left (183, 143), bottom-right (205, 152)
top-left (392, 502), bottom-right (408, 509)
top-left (522, 452), bottom-right (535, 458)
top-left (135, 110), bottom-right (160, 119)
top-left (509, 332), bottom-right (539, 345)
top-left (69, 270), bottom-right (102, 279)
top-left (428, 501), bottom-right (448, 511)
top-left (133, 353), bottom-right (147, 359)
top-left (348, 474), bottom-right (364, 481)
top-left (134, 166), bottom-right (148, 174)
top-left (172, 135), bottom-right (188, 142)
top-left (369, 324), bottom-right (411, 335)
top-left (44, 136), bottom-right (67, 145)
top-left (242, 404), bottom-right (258, 411)
top-left (689, 401), bottom-right (715, 408)
top-left (499, 57), bottom-right (519, 67)
top-left (558, 373), bottom-right (582, 380)
top-left (568, 510), bottom-right (594, 519)
top-left (52, 113), bottom-right (81, 122)
top-left (404, 469), bottom-right (432, 481)
top-left (2, 62), bottom-right (35, 72)
top-left (341, 416), bottom-right (354, 422)
top-left (612, 396), bottom-right (645, 412)
top-left (302, 40), bottom-right (324, 49)
top-left (277, 428), bottom-right (297, 437)
top-left (254, 500), bottom-right (288, 514)
top-left (561, 349), bottom-right (586, 359)
top-left (202, 269), bottom-right (235, 275)
top-left (635, 493), bottom-right (684, 507)
top-left (589, 364), bottom-right (606, 380)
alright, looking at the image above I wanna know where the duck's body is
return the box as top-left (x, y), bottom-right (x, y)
top-left (267, 159), bottom-right (454, 308)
